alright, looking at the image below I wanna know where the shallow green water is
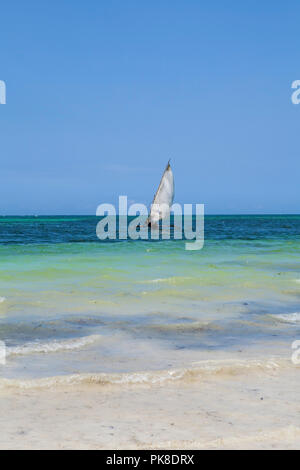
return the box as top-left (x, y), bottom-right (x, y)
top-left (0, 215), bottom-right (299, 379)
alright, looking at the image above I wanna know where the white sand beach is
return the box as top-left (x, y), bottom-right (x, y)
top-left (1, 358), bottom-right (299, 450)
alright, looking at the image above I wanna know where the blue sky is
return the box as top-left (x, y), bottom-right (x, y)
top-left (0, 1), bottom-right (299, 214)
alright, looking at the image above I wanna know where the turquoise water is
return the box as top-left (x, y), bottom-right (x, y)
top-left (0, 215), bottom-right (300, 380)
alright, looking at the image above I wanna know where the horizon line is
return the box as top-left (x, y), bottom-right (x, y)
top-left (1, 213), bottom-right (300, 217)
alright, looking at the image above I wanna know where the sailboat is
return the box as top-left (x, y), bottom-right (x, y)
top-left (147, 160), bottom-right (174, 227)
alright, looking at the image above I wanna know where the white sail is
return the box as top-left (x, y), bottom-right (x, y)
top-left (148, 160), bottom-right (174, 225)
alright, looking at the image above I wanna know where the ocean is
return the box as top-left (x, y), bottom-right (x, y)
top-left (0, 215), bottom-right (300, 386)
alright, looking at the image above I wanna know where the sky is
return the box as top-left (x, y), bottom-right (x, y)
top-left (0, 1), bottom-right (299, 214)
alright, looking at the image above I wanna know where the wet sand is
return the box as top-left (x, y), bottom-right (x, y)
top-left (1, 362), bottom-right (299, 450)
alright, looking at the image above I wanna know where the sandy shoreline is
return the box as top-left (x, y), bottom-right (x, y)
top-left (1, 362), bottom-right (299, 450)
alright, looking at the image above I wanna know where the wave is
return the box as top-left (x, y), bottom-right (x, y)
top-left (0, 297), bottom-right (6, 303)
top-left (141, 277), bottom-right (193, 285)
top-left (6, 334), bottom-right (101, 357)
top-left (0, 358), bottom-right (287, 390)
top-left (270, 312), bottom-right (300, 324)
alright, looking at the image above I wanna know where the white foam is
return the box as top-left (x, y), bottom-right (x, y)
top-left (7, 334), bottom-right (101, 357)
top-left (271, 313), bottom-right (300, 324)
top-left (143, 277), bottom-right (192, 284)
top-left (0, 297), bottom-right (6, 303)
top-left (0, 358), bottom-right (286, 390)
